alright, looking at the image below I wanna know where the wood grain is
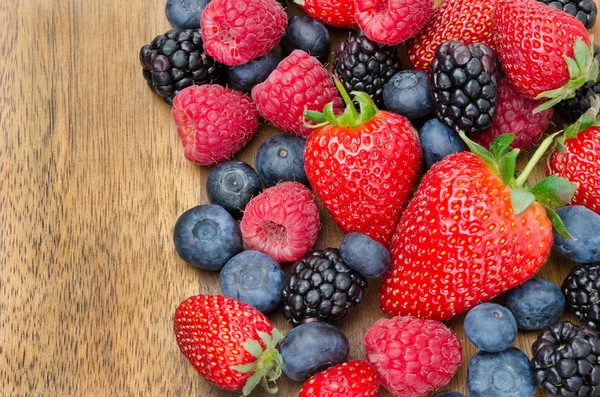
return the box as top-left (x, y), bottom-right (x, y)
top-left (0, 0), bottom-right (595, 395)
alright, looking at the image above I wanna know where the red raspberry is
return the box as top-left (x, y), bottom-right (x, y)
top-left (354, 0), bottom-right (434, 45)
top-left (364, 316), bottom-right (462, 397)
top-left (201, 0), bottom-right (287, 66)
top-left (251, 50), bottom-right (343, 138)
top-left (171, 85), bottom-right (258, 166)
top-left (240, 182), bottom-right (320, 263)
top-left (473, 80), bottom-right (553, 150)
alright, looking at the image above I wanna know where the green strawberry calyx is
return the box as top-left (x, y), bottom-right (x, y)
top-left (459, 132), bottom-right (578, 239)
top-left (534, 35), bottom-right (599, 113)
top-left (556, 95), bottom-right (600, 151)
top-left (231, 328), bottom-right (285, 396)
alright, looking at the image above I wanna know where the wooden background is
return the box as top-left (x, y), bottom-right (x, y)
top-left (0, 0), bottom-right (595, 395)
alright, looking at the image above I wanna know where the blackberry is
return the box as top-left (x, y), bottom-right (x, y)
top-left (332, 31), bottom-right (401, 108)
top-left (139, 29), bottom-right (224, 105)
top-left (281, 248), bottom-right (367, 327)
top-left (531, 321), bottom-right (600, 397)
top-left (555, 45), bottom-right (600, 123)
top-left (562, 263), bottom-right (600, 331)
top-left (430, 41), bottom-right (499, 135)
top-left (537, 0), bottom-right (597, 29)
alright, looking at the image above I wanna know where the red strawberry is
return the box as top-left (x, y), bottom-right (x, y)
top-left (298, 360), bottom-right (380, 397)
top-left (407, 0), bottom-right (497, 71)
top-left (304, 80), bottom-right (422, 247)
top-left (174, 294), bottom-right (284, 395)
top-left (294, 0), bottom-right (358, 29)
top-left (494, 0), bottom-right (597, 108)
top-left (380, 133), bottom-right (577, 321)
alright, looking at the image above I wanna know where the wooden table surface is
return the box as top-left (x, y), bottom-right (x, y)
top-left (1, 0), bottom-right (598, 395)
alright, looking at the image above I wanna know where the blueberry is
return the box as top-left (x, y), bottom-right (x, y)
top-left (220, 251), bottom-right (284, 313)
top-left (279, 322), bottom-right (350, 382)
top-left (339, 233), bottom-right (391, 278)
top-left (166, 0), bottom-right (210, 30)
top-left (383, 70), bottom-right (434, 119)
top-left (468, 347), bottom-right (537, 397)
top-left (173, 204), bottom-right (242, 271)
top-left (505, 278), bottom-right (564, 331)
top-left (553, 205), bottom-right (600, 263)
top-left (464, 302), bottom-right (517, 352)
top-left (207, 161), bottom-right (261, 217)
top-left (256, 134), bottom-right (309, 187)
top-left (419, 119), bottom-right (465, 169)
top-left (432, 391), bottom-right (466, 397)
top-left (280, 16), bottom-right (331, 63)
top-left (228, 50), bottom-right (280, 92)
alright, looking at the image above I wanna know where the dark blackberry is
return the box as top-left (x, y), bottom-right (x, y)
top-left (531, 321), bottom-right (600, 397)
top-left (430, 41), bottom-right (499, 135)
top-left (562, 263), bottom-right (600, 331)
top-left (555, 45), bottom-right (600, 123)
top-left (139, 29), bottom-right (224, 105)
top-left (281, 248), bottom-right (367, 327)
top-left (537, 0), bottom-right (597, 29)
top-left (332, 31), bottom-right (401, 108)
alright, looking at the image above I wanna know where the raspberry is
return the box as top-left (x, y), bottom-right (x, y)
top-left (201, 0), bottom-right (287, 66)
top-left (364, 316), bottom-right (462, 397)
top-left (251, 50), bottom-right (343, 138)
top-left (473, 80), bottom-right (553, 150)
top-left (171, 85), bottom-right (258, 166)
top-left (240, 182), bottom-right (320, 263)
top-left (354, 0), bottom-right (434, 45)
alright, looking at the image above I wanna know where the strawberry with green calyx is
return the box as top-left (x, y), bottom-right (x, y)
top-left (379, 132), bottom-right (577, 321)
top-left (304, 78), bottom-right (422, 247)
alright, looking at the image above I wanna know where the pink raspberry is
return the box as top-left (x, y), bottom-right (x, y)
top-left (251, 50), bottom-right (343, 138)
top-left (354, 0), bottom-right (434, 45)
top-left (201, 0), bottom-right (287, 66)
top-left (240, 182), bottom-right (320, 263)
top-left (171, 85), bottom-right (258, 166)
top-left (364, 316), bottom-right (462, 397)
top-left (473, 79), bottom-right (553, 150)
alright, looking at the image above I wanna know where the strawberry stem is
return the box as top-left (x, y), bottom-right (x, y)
top-left (515, 132), bottom-right (562, 187)
top-left (334, 77), bottom-right (359, 120)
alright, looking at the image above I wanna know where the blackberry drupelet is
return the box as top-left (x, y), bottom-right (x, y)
top-left (282, 248), bottom-right (367, 327)
top-left (332, 31), bottom-right (401, 108)
top-left (562, 263), bottom-right (600, 331)
top-left (430, 41), bottom-right (499, 135)
top-left (531, 321), bottom-right (600, 397)
top-left (140, 29), bottom-right (224, 105)
top-left (536, 0), bottom-right (597, 29)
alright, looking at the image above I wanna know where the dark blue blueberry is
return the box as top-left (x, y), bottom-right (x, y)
top-left (207, 161), bottom-right (261, 218)
top-left (383, 70), bottom-right (434, 119)
top-left (505, 278), bottom-right (564, 331)
top-left (419, 119), bottom-right (465, 169)
top-left (553, 205), bottom-right (600, 263)
top-left (227, 50), bottom-right (280, 92)
top-left (220, 251), bottom-right (284, 313)
top-left (173, 204), bottom-right (242, 271)
top-left (468, 347), bottom-right (537, 397)
top-left (464, 302), bottom-right (517, 352)
top-left (280, 16), bottom-right (332, 63)
top-left (256, 134), bottom-right (308, 187)
top-left (432, 391), bottom-right (466, 397)
top-left (339, 232), bottom-right (391, 278)
top-left (166, 0), bottom-right (210, 30)
top-left (279, 322), bottom-right (350, 382)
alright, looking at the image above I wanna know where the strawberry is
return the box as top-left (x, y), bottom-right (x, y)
top-left (379, 133), bottom-right (577, 321)
top-left (298, 360), bottom-right (380, 397)
top-left (174, 294), bottom-right (284, 395)
top-left (406, 0), bottom-right (497, 71)
top-left (493, 0), bottom-right (598, 109)
top-left (294, 0), bottom-right (358, 29)
top-left (304, 80), bottom-right (422, 247)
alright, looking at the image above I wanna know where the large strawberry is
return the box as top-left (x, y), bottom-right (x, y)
top-left (548, 98), bottom-right (600, 215)
top-left (494, 0), bottom-right (598, 109)
top-left (304, 80), bottom-right (422, 247)
top-left (294, 0), bottom-right (358, 29)
top-left (406, 0), bottom-right (497, 71)
top-left (380, 133), bottom-right (577, 321)
top-left (174, 294), bottom-right (284, 395)
top-left (298, 360), bottom-right (380, 397)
